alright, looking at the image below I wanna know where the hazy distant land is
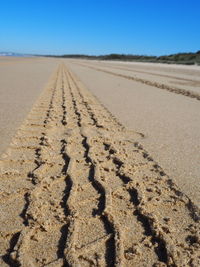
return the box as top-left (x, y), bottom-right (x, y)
top-left (45, 50), bottom-right (200, 65)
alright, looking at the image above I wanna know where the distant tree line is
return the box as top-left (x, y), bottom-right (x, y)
top-left (43, 51), bottom-right (200, 65)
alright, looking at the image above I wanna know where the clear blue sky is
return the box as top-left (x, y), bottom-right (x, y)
top-left (0, 0), bottom-right (199, 55)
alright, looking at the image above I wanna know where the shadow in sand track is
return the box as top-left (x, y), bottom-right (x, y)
top-left (2, 232), bottom-right (21, 267)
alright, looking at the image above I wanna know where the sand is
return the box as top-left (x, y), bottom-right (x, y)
top-left (0, 56), bottom-right (59, 155)
top-left (65, 59), bottom-right (200, 207)
top-left (0, 60), bottom-right (200, 266)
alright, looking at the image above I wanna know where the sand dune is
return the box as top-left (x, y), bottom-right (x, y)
top-left (0, 63), bottom-right (199, 266)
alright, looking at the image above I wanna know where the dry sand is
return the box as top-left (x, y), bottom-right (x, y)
top-left (0, 56), bottom-right (59, 155)
top-left (66, 59), bottom-right (200, 207)
top-left (0, 60), bottom-right (200, 266)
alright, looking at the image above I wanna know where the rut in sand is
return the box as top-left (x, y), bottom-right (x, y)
top-left (75, 62), bottom-right (200, 101)
top-left (0, 63), bottom-right (200, 267)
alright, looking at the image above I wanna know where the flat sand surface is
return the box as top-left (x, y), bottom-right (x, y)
top-left (0, 59), bottom-right (200, 266)
top-left (0, 57), bottom-right (59, 155)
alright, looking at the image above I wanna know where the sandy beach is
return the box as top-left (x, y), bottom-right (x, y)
top-left (0, 58), bottom-right (200, 266)
top-left (65, 59), bottom-right (200, 207)
top-left (0, 57), bottom-right (59, 155)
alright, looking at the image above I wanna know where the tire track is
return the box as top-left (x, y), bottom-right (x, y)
top-left (0, 65), bottom-right (71, 266)
top-left (66, 69), bottom-right (126, 132)
top-left (64, 66), bottom-right (200, 266)
top-left (0, 63), bottom-right (200, 267)
top-left (65, 69), bottom-right (138, 265)
top-left (68, 70), bottom-right (166, 266)
top-left (74, 62), bottom-right (200, 101)
top-left (88, 61), bottom-right (200, 85)
top-left (0, 66), bottom-right (60, 266)
top-left (5, 66), bottom-right (61, 265)
top-left (63, 69), bottom-right (116, 266)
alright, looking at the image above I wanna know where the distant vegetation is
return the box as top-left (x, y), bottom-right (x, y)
top-left (45, 51), bottom-right (200, 65)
